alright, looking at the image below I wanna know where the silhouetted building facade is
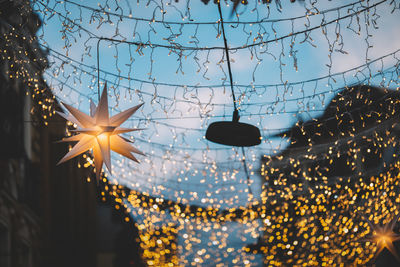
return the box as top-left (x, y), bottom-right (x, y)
top-left (0, 1), bottom-right (144, 267)
top-left (0, 1), bottom-right (97, 266)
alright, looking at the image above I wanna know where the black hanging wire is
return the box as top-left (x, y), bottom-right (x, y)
top-left (241, 146), bottom-right (253, 197)
top-left (217, 1), bottom-right (253, 197)
top-left (217, 1), bottom-right (238, 115)
top-left (97, 37), bottom-right (105, 101)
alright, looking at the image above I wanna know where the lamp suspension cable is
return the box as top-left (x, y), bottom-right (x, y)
top-left (217, 1), bottom-right (253, 197)
top-left (96, 37), bottom-right (114, 101)
top-left (217, 1), bottom-right (238, 117)
top-left (96, 38), bottom-right (104, 101)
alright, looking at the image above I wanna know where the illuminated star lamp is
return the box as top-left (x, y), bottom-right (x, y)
top-left (363, 213), bottom-right (400, 262)
top-left (57, 83), bottom-right (144, 182)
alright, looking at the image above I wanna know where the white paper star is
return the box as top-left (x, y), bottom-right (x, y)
top-left (57, 83), bottom-right (144, 182)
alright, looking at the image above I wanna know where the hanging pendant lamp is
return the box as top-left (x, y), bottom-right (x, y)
top-left (205, 2), bottom-right (261, 147)
top-left (206, 110), bottom-right (261, 147)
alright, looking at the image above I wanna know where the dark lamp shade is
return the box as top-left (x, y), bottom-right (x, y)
top-left (205, 121), bottom-right (261, 147)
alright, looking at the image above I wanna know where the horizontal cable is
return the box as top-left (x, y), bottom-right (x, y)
top-left (57, 0), bottom-right (365, 25)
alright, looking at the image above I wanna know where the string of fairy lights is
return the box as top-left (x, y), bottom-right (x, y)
top-left (2, 0), bottom-right (400, 265)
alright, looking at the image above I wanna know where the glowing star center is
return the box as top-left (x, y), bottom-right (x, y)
top-left (375, 234), bottom-right (391, 243)
top-left (97, 132), bottom-right (109, 140)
